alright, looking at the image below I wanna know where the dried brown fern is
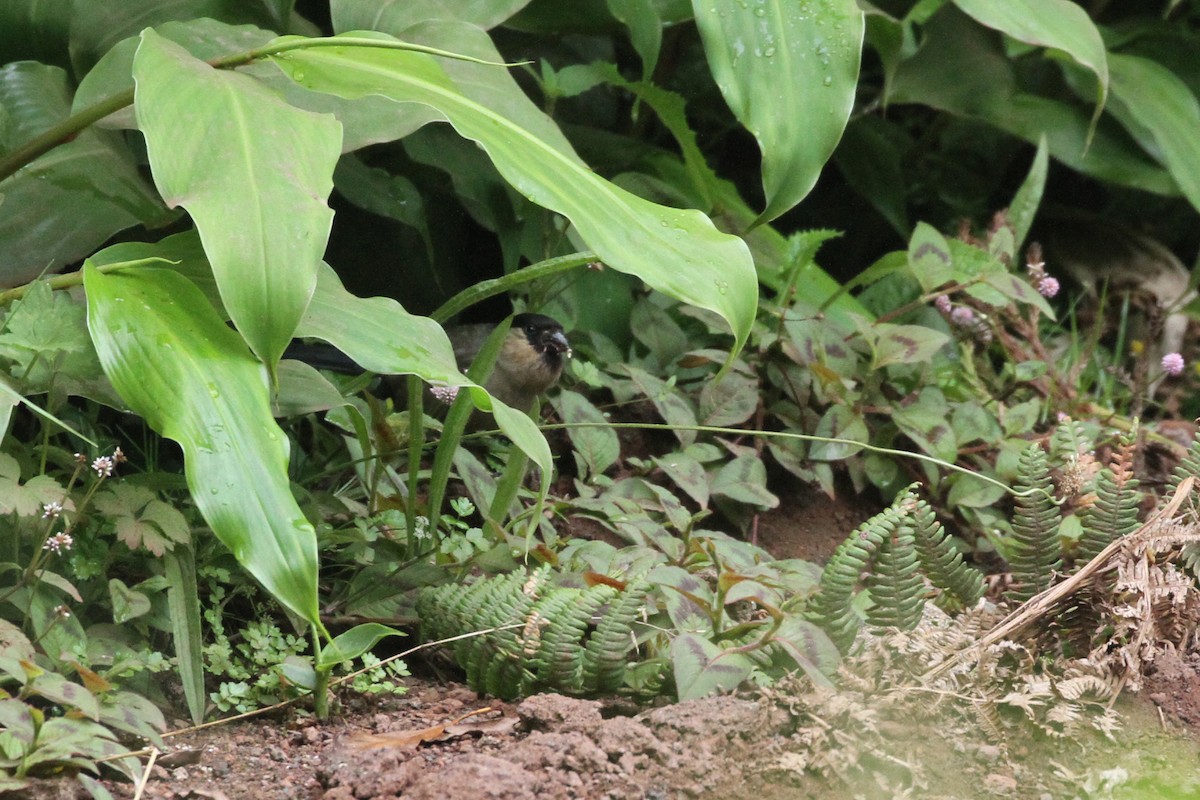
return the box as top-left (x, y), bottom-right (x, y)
top-left (923, 477), bottom-right (1200, 685)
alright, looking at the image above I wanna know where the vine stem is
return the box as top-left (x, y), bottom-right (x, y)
top-left (537, 421), bottom-right (1046, 502)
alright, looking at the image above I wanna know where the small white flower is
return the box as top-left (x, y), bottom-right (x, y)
top-left (42, 501), bottom-right (63, 520)
top-left (92, 456), bottom-right (115, 478)
top-left (429, 385), bottom-right (460, 404)
top-left (43, 532), bottom-right (74, 554)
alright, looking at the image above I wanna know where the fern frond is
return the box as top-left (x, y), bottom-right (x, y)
top-left (1006, 444), bottom-right (1062, 604)
top-left (1078, 434), bottom-right (1140, 563)
top-left (810, 506), bottom-right (897, 652)
top-left (910, 497), bottom-right (984, 612)
top-left (534, 585), bottom-right (616, 694)
top-left (865, 518), bottom-right (924, 632)
top-left (583, 578), bottom-right (652, 693)
top-left (1164, 426), bottom-right (1200, 499)
top-left (416, 570), bottom-right (649, 699)
top-left (1049, 417), bottom-right (1091, 463)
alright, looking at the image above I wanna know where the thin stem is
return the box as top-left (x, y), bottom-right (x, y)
top-left (431, 251), bottom-right (596, 323)
top-left (535, 421), bottom-right (1042, 501)
top-left (0, 88), bottom-right (135, 184)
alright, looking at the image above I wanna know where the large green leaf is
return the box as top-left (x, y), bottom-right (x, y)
top-left (75, 18), bottom-right (437, 153)
top-left (691, 0), bottom-right (864, 224)
top-left (1108, 52), bottom-right (1200, 216)
top-left (0, 62), bottom-right (168, 287)
top-left (295, 264), bottom-right (553, 477)
top-left (132, 29), bottom-right (342, 370)
top-left (84, 265), bottom-right (320, 625)
top-left (606, 0), bottom-right (662, 79)
top-left (68, 0), bottom-right (293, 74)
top-left (953, 0), bottom-right (1107, 126)
top-left (331, 0), bottom-right (535, 32)
top-left (268, 33), bottom-right (757, 358)
top-left (1008, 135), bottom-right (1048, 251)
top-left (0, 0), bottom-right (72, 67)
top-left (888, 7), bottom-right (1174, 196)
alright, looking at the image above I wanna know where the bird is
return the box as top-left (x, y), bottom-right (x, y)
top-left (440, 313), bottom-right (572, 413)
top-left (284, 312), bottom-right (571, 419)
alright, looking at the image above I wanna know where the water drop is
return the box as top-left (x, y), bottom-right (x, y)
top-left (764, 46), bottom-right (776, 57)
top-left (823, 76), bottom-right (832, 86)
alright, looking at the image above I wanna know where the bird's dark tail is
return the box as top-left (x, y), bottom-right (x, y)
top-left (282, 341), bottom-right (366, 375)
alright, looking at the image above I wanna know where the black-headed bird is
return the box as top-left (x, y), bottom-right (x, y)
top-left (445, 313), bottom-right (571, 413)
top-left (284, 313), bottom-right (570, 419)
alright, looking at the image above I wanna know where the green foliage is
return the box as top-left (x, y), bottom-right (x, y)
top-left (2, 1), bottom-right (1200, 773)
top-left (1077, 434), bottom-right (1141, 563)
top-left (416, 527), bottom-right (844, 702)
top-left (811, 487), bottom-right (985, 653)
top-left (204, 618), bottom-right (308, 713)
top-left (1006, 445), bottom-right (1063, 604)
top-left (416, 567), bottom-right (651, 700)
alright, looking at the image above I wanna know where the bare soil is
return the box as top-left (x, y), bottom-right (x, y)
top-left (18, 484), bottom-right (1200, 800)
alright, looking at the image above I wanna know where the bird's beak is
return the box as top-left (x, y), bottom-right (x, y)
top-left (548, 330), bottom-right (572, 358)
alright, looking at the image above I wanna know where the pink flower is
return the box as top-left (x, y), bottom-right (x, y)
top-left (1037, 276), bottom-right (1059, 298)
top-left (934, 295), bottom-right (952, 313)
top-left (1161, 352), bottom-right (1185, 376)
top-left (950, 306), bottom-right (975, 327)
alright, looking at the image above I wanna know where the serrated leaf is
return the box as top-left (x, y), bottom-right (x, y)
top-left (95, 485), bottom-right (189, 555)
